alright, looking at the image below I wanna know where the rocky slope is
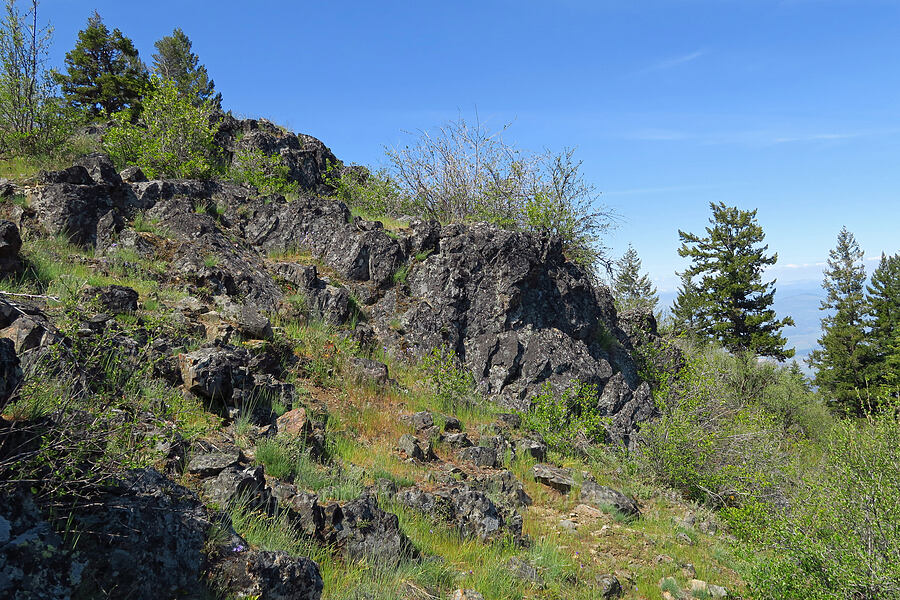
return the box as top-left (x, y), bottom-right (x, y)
top-left (0, 121), bottom-right (732, 600)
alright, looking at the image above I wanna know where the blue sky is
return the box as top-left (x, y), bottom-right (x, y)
top-left (45, 0), bottom-right (900, 293)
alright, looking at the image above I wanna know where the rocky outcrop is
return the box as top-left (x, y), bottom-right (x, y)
top-left (531, 463), bottom-right (575, 493)
top-left (327, 493), bottom-right (420, 565)
top-left (216, 115), bottom-right (340, 194)
top-left (396, 484), bottom-right (524, 543)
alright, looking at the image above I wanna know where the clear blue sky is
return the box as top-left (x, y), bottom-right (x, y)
top-left (45, 0), bottom-right (900, 292)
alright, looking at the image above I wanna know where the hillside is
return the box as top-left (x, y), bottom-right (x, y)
top-left (0, 121), bottom-right (748, 600)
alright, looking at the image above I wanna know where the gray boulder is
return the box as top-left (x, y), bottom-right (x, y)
top-left (579, 480), bottom-right (640, 517)
top-left (327, 494), bottom-right (419, 565)
top-left (458, 445), bottom-right (499, 468)
top-left (531, 464), bottom-right (575, 493)
top-left (210, 550), bottom-right (323, 600)
top-left (84, 284), bottom-right (139, 313)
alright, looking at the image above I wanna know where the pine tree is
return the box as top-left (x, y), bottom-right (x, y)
top-left (671, 271), bottom-right (702, 333)
top-left (612, 244), bottom-right (658, 313)
top-left (52, 11), bottom-right (148, 117)
top-left (677, 202), bottom-right (794, 359)
top-left (865, 252), bottom-right (900, 393)
top-left (151, 28), bottom-right (221, 109)
top-left (807, 227), bottom-right (869, 413)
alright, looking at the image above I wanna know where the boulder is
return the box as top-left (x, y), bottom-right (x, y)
top-left (531, 464), bottom-right (574, 493)
top-left (579, 480), bottom-right (640, 517)
top-left (347, 357), bottom-right (389, 386)
top-left (327, 494), bottom-right (419, 565)
top-left (0, 338), bottom-right (21, 406)
top-left (210, 550), bottom-right (323, 600)
top-left (0, 220), bottom-right (23, 276)
top-left (395, 484), bottom-right (523, 543)
top-left (69, 468), bottom-right (242, 600)
top-left (186, 450), bottom-right (242, 477)
top-left (238, 305), bottom-right (274, 340)
top-left (445, 432), bottom-right (473, 449)
top-left (398, 434), bottom-right (435, 462)
top-left (84, 284), bottom-right (139, 313)
top-left (458, 445), bottom-right (499, 468)
top-left (203, 465), bottom-right (273, 512)
top-left (515, 436), bottom-right (547, 462)
top-left (119, 165), bottom-right (147, 183)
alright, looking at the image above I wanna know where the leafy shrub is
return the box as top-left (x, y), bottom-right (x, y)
top-left (103, 75), bottom-right (220, 179)
top-left (520, 381), bottom-right (608, 454)
top-left (742, 406), bottom-right (900, 600)
top-left (329, 164), bottom-right (411, 217)
top-left (421, 346), bottom-right (476, 410)
top-left (228, 147), bottom-right (298, 196)
top-left (635, 343), bottom-right (823, 505)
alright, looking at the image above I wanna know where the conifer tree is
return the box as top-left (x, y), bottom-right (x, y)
top-left (807, 227), bottom-right (870, 413)
top-left (151, 28), bottom-right (221, 109)
top-left (671, 271), bottom-right (702, 334)
top-left (677, 202), bottom-right (794, 359)
top-left (865, 252), bottom-right (900, 393)
top-left (612, 244), bottom-right (658, 313)
top-left (53, 11), bottom-right (148, 117)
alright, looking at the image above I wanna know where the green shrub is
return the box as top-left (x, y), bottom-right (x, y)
top-left (228, 147), bottom-right (298, 196)
top-left (103, 75), bottom-right (220, 179)
top-left (520, 381), bottom-right (608, 454)
top-left (421, 346), bottom-right (476, 410)
top-left (742, 406), bottom-right (900, 599)
top-left (329, 163), bottom-right (412, 217)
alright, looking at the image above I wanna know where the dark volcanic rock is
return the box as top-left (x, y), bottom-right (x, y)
top-left (327, 493), bottom-right (419, 565)
top-left (71, 468), bottom-right (239, 600)
top-left (211, 550), bottom-right (323, 600)
top-left (458, 445), bottom-right (499, 468)
top-left (0, 338), bottom-right (21, 405)
top-left (0, 220), bottom-right (23, 276)
top-left (579, 480), bottom-right (640, 517)
top-left (84, 284), bottom-right (139, 313)
top-left (186, 450), bottom-right (242, 477)
top-left (396, 484), bottom-right (523, 543)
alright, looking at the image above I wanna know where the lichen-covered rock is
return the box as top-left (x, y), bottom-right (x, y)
top-left (326, 494), bottom-right (419, 565)
top-left (580, 480), bottom-right (640, 517)
top-left (531, 464), bottom-right (574, 493)
top-left (396, 484), bottom-right (523, 543)
top-left (186, 450), bottom-right (242, 477)
top-left (458, 445), bottom-right (499, 468)
top-left (211, 550), bottom-right (323, 600)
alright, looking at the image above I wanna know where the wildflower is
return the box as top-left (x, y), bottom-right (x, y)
top-left (232, 544), bottom-right (245, 553)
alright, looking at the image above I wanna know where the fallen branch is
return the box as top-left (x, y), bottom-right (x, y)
top-left (0, 290), bottom-right (61, 302)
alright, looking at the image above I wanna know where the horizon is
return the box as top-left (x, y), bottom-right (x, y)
top-left (43, 0), bottom-right (900, 297)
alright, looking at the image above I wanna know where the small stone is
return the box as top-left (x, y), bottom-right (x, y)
top-left (442, 415), bottom-right (462, 432)
top-left (445, 432), bottom-right (473, 449)
top-left (676, 531), bottom-right (694, 545)
top-left (579, 480), bottom-right (640, 516)
top-left (398, 434), bottom-right (424, 461)
top-left (408, 411), bottom-right (433, 432)
top-left (559, 519), bottom-right (578, 531)
top-left (708, 584), bottom-right (728, 598)
top-left (507, 556), bottom-right (541, 583)
top-left (682, 563), bottom-right (696, 578)
top-left (572, 503), bottom-right (604, 521)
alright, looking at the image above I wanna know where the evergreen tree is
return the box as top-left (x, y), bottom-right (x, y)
top-left (678, 202), bottom-right (794, 359)
top-left (151, 28), bottom-right (221, 109)
top-left (865, 252), bottom-right (900, 393)
top-left (612, 244), bottom-right (658, 313)
top-left (671, 271), bottom-right (702, 333)
top-left (52, 11), bottom-right (148, 117)
top-left (807, 227), bottom-right (869, 413)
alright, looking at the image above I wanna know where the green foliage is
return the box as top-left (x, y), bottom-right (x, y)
top-left (151, 27), bottom-right (221, 109)
top-left (103, 75), bottom-right (221, 179)
top-left (384, 115), bottom-right (614, 272)
top-left (678, 202), bottom-right (795, 360)
top-left (420, 345), bottom-right (476, 410)
top-left (0, 0), bottom-right (75, 157)
top-left (808, 227), bottom-right (871, 414)
top-left (637, 341), bottom-right (826, 505)
top-left (865, 252), bottom-right (900, 396)
top-left (52, 11), bottom-right (149, 117)
top-left (520, 381), bottom-right (608, 454)
top-left (612, 244), bottom-right (658, 313)
top-left (329, 164), bottom-right (411, 217)
top-left (671, 271), bottom-right (703, 334)
top-left (228, 146), bottom-right (298, 196)
top-left (744, 406), bottom-right (900, 600)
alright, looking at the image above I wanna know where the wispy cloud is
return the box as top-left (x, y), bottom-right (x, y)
top-left (638, 50), bottom-right (705, 74)
top-left (771, 132), bottom-right (865, 144)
